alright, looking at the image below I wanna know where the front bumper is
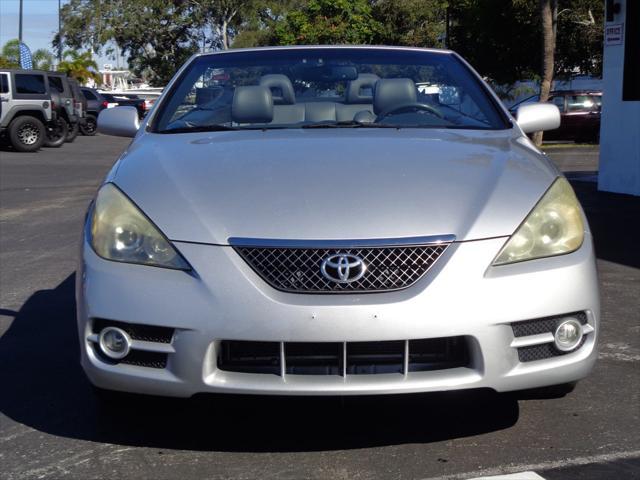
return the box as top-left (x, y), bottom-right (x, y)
top-left (77, 234), bottom-right (599, 397)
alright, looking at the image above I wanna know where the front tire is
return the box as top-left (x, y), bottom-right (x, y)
top-left (8, 116), bottom-right (46, 152)
top-left (65, 121), bottom-right (79, 142)
top-left (44, 118), bottom-right (68, 148)
top-left (80, 114), bottom-right (97, 136)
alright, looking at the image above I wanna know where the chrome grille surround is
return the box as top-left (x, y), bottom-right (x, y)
top-left (230, 235), bottom-right (454, 294)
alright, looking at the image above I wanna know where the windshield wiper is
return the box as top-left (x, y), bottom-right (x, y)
top-left (158, 124), bottom-right (239, 134)
top-left (302, 121), bottom-right (399, 129)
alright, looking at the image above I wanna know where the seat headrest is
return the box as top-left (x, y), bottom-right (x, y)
top-left (373, 78), bottom-right (417, 115)
top-left (232, 86), bottom-right (273, 123)
top-left (345, 73), bottom-right (380, 104)
top-left (259, 74), bottom-right (296, 105)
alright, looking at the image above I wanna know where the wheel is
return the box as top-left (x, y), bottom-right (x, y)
top-left (8, 115), bottom-right (46, 152)
top-left (80, 114), bottom-right (97, 136)
top-left (44, 118), bottom-right (68, 148)
top-left (65, 121), bottom-right (79, 142)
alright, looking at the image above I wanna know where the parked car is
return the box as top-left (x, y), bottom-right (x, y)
top-left (0, 69), bottom-right (57, 152)
top-left (84, 46), bottom-right (597, 400)
top-left (80, 87), bottom-right (109, 135)
top-left (509, 90), bottom-right (602, 143)
top-left (45, 71), bottom-right (79, 145)
top-left (99, 92), bottom-right (148, 118)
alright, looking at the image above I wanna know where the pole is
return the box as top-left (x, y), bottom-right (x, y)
top-left (18, 0), bottom-right (24, 42)
top-left (58, 0), bottom-right (62, 62)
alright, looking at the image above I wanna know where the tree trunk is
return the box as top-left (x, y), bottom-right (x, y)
top-left (533, 0), bottom-right (557, 146)
top-left (222, 19), bottom-right (229, 50)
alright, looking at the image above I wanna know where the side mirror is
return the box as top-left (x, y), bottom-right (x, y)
top-left (97, 106), bottom-right (140, 137)
top-left (515, 103), bottom-right (561, 134)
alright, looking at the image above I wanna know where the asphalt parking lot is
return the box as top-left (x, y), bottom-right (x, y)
top-left (0, 136), bottom-right (638, 480)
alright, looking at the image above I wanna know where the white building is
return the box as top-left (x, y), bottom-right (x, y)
top-left (599, 0), bottom-right (640, 196)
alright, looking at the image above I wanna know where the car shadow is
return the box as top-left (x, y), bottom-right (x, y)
top-left (0, 273), bottom-right (519, 453)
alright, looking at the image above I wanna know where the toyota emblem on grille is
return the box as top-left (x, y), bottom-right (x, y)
top-left (320, 254), bottom-right (367, 283)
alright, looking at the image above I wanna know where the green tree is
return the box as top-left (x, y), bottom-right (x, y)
top-left (449, 0), bottom-right (540, 86)
top-left (555, 0), bottom-right (603, 78)
top-left (0, 39), bottom-right (21, 68)
top-left (372, 0), bottom-right (449, 48)
top-left (271, 0), bottom-right (382, 45)
top-left (232, 0), bottom-right (303, 48)
top-left (188, 0), bottom-right (255, 50)
top-left (59, 0), bottom-right (202, 86)
top-left (32, 49), bottom-right (55, 70)
top-left (57, 50), bottom-right (101, 84)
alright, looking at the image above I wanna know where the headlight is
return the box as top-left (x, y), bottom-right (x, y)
top-left (89, 183), bottom-right (190, 270)
top-left (492, 177), bottom-right (584, 265)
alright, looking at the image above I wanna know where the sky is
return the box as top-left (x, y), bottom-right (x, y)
top-left (0, 0), bottom-right (119, 68)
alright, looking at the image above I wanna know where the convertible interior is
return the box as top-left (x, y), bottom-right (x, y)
top-left (178, 73), bottom-right (453, 128)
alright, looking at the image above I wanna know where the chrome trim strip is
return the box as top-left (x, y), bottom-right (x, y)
top-left (280, 342), bottom-right (286, 378)
top-left (87, 333), bottom-right (175, 353)
top-left (510, 332), bottom-right (555, 348)
top-left (228, 235), bottom-right (456, 249)
top-left (129, 340), bottom-right (175, 354)
top-left (403, 340), bottom-right (410, 376)
top-left (342, 342), bottom-right (347, 377)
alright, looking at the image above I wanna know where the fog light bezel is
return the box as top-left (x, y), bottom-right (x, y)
top-left (553, 318), bottom-right (584, 352)
top-left (98, 326), bottom-right (132, 360)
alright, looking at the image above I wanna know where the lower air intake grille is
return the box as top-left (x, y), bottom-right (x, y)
top-left (511, 312), bottom-right (587, 338)
top-left (233, 243), bottom-right (450, 293)
top-left (92, 318), bottom-right (174, 343)
top-left (512, 312), bottom-right (589, 362)
top-left (120, 350), bottom-right (168, 369)
top-left (517, 337), bottom-right (588, 362)
top-left (217, 337), bottom-right (470, 376)
top-left (91, 319), bottom-right (174, 369)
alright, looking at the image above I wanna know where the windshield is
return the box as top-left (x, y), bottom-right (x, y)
top-left (153, 48), bottom-right (509, 133)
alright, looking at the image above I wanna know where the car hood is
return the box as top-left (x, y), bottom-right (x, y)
top-left (111, 128), bottom-right (558, 244)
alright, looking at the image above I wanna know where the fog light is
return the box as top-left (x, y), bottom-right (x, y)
top-left (554, 318), bottom-right (583, 352)
top-left (98, 326), bottom-right (131, 360)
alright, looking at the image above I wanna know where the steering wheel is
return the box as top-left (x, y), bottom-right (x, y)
top-left (376, 102), bottom-right (445, 122)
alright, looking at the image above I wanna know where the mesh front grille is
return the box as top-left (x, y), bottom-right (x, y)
top-left (234, 244), bottom-right (449, 293)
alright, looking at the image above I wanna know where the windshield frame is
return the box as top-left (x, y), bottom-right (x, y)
top-left (150, 46), bottom-right (513, 134)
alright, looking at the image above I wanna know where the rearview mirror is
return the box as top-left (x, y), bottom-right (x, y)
top-left (97, 106), bottom-right (140, 138)
top-left (515, 103), bottom-right (560, 134)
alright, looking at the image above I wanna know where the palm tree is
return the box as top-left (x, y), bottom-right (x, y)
top-left (57, 50), bottom-right (101, 85)
top-left (32, 49), bottom-right (55, 71)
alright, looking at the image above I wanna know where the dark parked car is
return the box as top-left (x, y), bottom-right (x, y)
top-left (510, 90), bottom-right (602, 143)
top-left (101, 92), bottom-right (148, 118)
top-left (80, 87), bottom-right (108, 135)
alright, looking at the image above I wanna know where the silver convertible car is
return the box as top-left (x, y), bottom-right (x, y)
top-left (80, 46), bottom-right (598, 398)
